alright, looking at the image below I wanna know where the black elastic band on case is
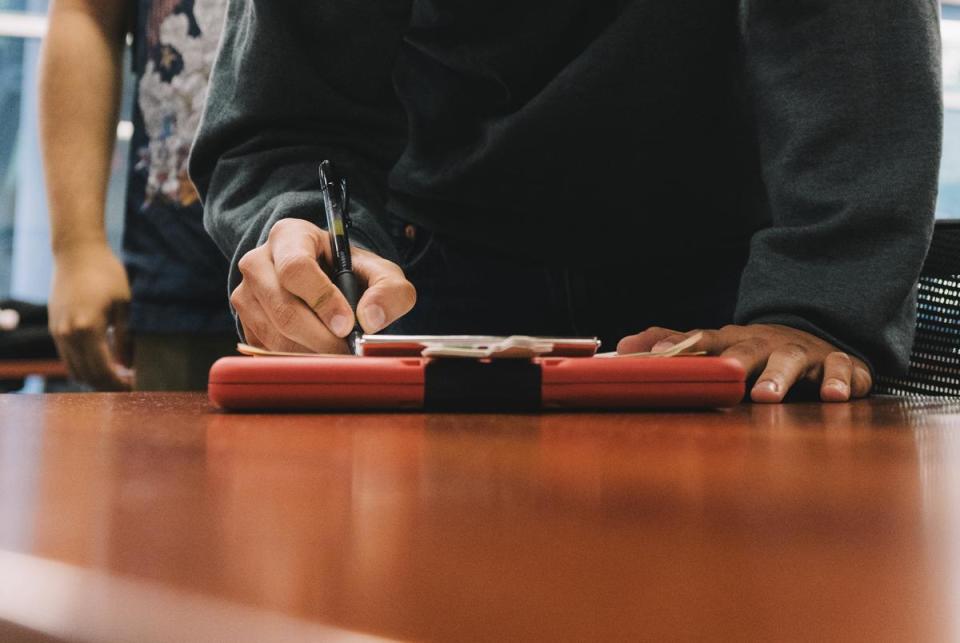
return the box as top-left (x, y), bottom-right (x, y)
top-left (424, 359), bottom-right (542, 412)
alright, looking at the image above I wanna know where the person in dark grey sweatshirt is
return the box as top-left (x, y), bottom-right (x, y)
top-left (189, 0), bottom-right (943, 403)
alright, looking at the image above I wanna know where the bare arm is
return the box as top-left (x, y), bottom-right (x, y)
top-left (40, 0), bottom-right (132, 390)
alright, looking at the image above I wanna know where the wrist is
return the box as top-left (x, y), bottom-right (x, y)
top-left (52, 234), bottom-right (111, 261)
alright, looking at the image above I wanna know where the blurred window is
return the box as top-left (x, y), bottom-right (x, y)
top-left (941, 3), bottom-right (960, 219)
top-left (0, 1), bottom-right (129, 302)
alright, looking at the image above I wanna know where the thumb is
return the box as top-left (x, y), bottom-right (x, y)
top-left (616, 327), bottom-right (683, 354)
top-left (352, 251), bottom-right (417, 333)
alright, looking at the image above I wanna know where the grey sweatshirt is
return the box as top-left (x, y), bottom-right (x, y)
top-left (190, 0), bottom-right (943, 374)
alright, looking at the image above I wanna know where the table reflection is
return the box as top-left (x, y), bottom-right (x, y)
top-left (0, 394), bottom-right (954, 641)
top-left (902, 397), bottom-right (960, 641)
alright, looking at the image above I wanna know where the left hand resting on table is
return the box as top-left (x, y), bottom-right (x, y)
top-left (617, 324), bottom-right (873, 404)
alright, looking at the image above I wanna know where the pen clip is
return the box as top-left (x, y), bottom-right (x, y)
top-left (319, 163), bottom-right (332, 192)
top-left (339, 178), bottom-right (351, 227)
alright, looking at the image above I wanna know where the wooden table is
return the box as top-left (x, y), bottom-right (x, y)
top-left (1, 394), bottom-right (959, 642)
top-left (0, 359), bottom-right (68, 381)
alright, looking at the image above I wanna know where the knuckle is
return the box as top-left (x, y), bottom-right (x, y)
top-left (735, 337), bottom-right (767, 358)
top-left (275, 254), bottom-right (314, 286)
top-left (309, 280), bottom-right (338, 311)
top-left (778, 342), bottom-right (809, 362)
top-left (699, 329), bottom-right (719, 344)
top-left (65, 320), bottom-right (96, 339)
top-left (237, 251), bottom-right (256, 275)
top-left (231, 299), bottom-right (248, 319)
top-left (269, 218), bottom-right (295, 239)
top-left (51, 323), bottom-right (70, 341)
top-left (829, 351), bottom-right (853, 364)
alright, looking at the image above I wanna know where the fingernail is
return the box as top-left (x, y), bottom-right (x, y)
top-left (652, 341), bottom-right (675, 353)
top-left (754, 380), bottom-right (780, 394)
top-left (361, 305), bottom-right (386, 333)
top-left (826, 379), bottom-right (849, 394)
top-left (330, 314), bottom-right (353, 338)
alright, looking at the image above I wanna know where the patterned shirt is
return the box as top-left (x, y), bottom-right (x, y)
top-left (125, 0), bottom-right (233, 333)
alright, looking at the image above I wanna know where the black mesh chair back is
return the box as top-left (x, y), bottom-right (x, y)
top-left (876, 221), bottom-right (960, 396)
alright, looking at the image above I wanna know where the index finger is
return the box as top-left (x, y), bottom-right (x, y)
top-left (269, 224), bottom-right (355, 336)
top-left (616, 327), bottom-right (683, 354)
top-left (639, 329), bottom-right (733, 355)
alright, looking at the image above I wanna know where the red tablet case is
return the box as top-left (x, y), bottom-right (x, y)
top-left (208, 355), bottom-right (745, 411)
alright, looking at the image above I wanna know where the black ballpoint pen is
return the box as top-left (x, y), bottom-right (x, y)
top-left (319, 160), bottom-right (364, 355)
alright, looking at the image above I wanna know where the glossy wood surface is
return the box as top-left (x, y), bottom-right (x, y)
top-left (0, 360), bottom-right (67, 380)
top-left (2, 394), bottom-right (960, 641)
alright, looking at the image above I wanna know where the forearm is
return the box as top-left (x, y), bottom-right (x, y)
top-left (39, 0), bottom-right (128, 257)
top-left (736, 0), bottom-right (942, 374)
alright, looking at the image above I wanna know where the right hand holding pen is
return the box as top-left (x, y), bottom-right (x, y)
top-left (233, 218), bottom-right (416, 353)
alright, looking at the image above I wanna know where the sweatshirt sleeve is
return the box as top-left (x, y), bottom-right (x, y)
top-left (734, 0), bottom-right (943, 375)
top-left (189, 0), bottom-right (410, 303)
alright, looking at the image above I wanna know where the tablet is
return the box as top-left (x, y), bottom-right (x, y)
top-left (208, 355), bottom-right (745, 411)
